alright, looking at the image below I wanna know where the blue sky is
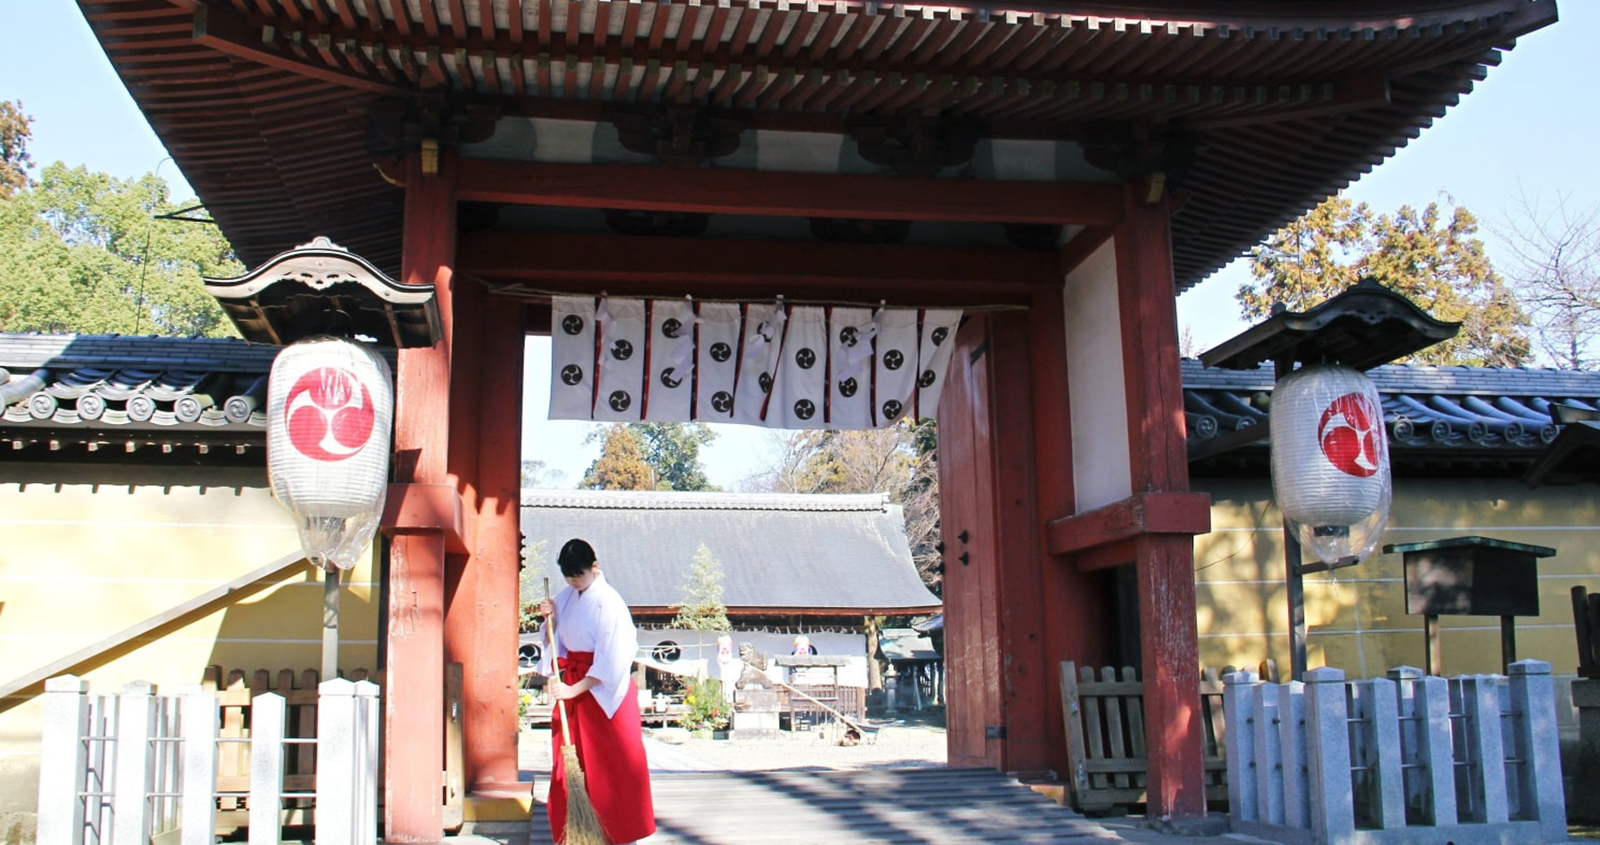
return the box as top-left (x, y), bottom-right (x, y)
top-left (5, 2), bottom-right (1592, 488)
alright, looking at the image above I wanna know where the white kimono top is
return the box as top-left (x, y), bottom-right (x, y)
top-left (537, 569), bottom-right (639, 718)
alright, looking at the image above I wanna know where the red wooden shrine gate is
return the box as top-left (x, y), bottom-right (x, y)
top-left (74, 1), bottom-right (1559, 842)
top-left (383, 149), bottom-right (1212, 835)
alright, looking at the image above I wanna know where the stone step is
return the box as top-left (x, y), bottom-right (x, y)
top-left (526, 767), bottom-right (1104, 845)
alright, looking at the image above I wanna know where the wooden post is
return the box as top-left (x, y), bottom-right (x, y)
top-left (1500, 615), bottom-right (1517, 672)
top-left (322, 567), bottom-right (339, 682)
top-left (1114, 190), bottom-right (1205, 820)
top-left (385, 146), bottom-right (458, 844)
top-left (1028, 283), bottom-right (1112, 780)
top-left (1275, 358), bottom-right (1309, 682)
top-left (464, 296), bottom-right (527, 794)
top-left (1425, 615), bottom-right (1440, 676)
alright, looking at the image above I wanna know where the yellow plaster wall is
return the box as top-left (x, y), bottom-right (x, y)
top-left (0, 462), bottom-right (381, 825)
top-left (1193, 476), bottom-right (1599, 680)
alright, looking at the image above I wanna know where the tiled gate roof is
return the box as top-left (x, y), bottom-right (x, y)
top-left (1183, 359), bottom-right (1600, 473)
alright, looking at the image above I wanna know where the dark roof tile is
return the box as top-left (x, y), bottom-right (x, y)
top-left (520, 490), bottom-right (940, 614)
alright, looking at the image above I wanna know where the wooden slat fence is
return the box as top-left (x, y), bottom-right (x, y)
top-left (1058, 661), bottom-right (1275, 813)
top-left (784, 684), bottom-right (866, 731)
top-left (203, 665), bottom-right (379, 833)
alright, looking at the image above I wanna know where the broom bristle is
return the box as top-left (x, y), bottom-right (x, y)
top-left (562, 744), bottom-right (610, 845)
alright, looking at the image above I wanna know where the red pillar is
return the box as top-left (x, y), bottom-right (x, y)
top-left (462, 295), bottom-right (526, 794)
top-left (1026, 286), bottom-right (1112, 777)
top-left (986, 311), bottom-right (1049, 777)
top-left (1114, 188), bottom-right (1205, 821)
top-left (385, 148), bottom-right (459, 844)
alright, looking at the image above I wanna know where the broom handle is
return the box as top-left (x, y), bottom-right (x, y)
top-left (544, 578), bottom-right (577, 749)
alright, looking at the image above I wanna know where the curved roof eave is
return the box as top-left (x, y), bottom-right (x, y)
top-left (80, 0), bottom-right (1558, 293)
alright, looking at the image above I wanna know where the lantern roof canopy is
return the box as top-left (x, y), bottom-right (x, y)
top-left (79, 0), bottom-right (1558, 292)
top-left (1198, 277), bottom-right (1461, 372)
top-left (203, 237), bottom-right (442, 348)
top-left (1382, 535), bottom-right (1556, 558)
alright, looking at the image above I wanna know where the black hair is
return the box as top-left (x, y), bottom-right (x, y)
top-left (557, 538), bottom-right (598, 578)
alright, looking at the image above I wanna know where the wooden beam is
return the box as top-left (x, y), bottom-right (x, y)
top-left (1044, 491), bottom-right (1211, 561)
top-left (0, 551), bottom-right (309, 709)
top-left (439, 159), bottom-right (1126, 226)
top-left (458, 232), bottom-right (1054, 303)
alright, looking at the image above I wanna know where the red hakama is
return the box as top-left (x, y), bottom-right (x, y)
top-left (549, 651), bottom-right (656, 844)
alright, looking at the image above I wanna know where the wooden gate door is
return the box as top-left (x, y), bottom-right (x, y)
top-left (937, 317), bottom-right (1004, 769)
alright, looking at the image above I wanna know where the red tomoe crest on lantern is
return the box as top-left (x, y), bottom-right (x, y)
top-left (1318, 392), bottom-right (1382, 478)
top-left (267, 338), bottom-right (394, 571)
top-left (1270, 364), bottom-right (1392, 566)
top-left (284, 367), bottom-right (377, 461)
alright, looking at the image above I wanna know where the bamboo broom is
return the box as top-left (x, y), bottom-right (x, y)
top-left (545, 578), bottom-right (609, 845)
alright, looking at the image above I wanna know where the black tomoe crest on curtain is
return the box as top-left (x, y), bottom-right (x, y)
top-left (593, 297), bottom-right (647, 422)
top-left (649, 299), bottom-right (697, 421)
top-left (549, 296), bottom-right (960, 429)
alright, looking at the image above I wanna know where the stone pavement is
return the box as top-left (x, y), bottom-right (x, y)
top-left (450, 733), bottom-right (1246, 845)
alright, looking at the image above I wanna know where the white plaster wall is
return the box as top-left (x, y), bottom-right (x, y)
top-left (638, 628), bottom-right (868, 688)
top-left (1063, 239), bottom-right (1133, 511)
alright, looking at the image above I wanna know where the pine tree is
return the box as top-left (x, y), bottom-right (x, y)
top-left (579, 424), bottom-right (655, 490)
top-left (670, 543), bottom-right (731, 633)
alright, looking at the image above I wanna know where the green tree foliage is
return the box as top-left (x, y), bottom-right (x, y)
top-left (1242, 194), bottom-right (1532, 367)
top-left (753, 420), bottom-right (942, 594)
top-left (1, 100), bottom-right (33, 198)
top-left (0, 162), bottom-right (240, 336)
top-left (669, 543), bottom-right (731, 633)
top-left (579, 423), bottom-right (655, 490)
top-left (628, 422), bottom-right (717, 491)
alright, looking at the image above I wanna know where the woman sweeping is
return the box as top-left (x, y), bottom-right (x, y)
top-left (536, 538), bottom-right (656, 845)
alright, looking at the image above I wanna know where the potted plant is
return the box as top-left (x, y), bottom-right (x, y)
top-left (677, 675), bottom-right (730, 738)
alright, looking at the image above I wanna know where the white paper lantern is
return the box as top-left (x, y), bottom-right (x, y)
top-left (267, 337), bottom-right (394, 570)
top-left (1270, 364), bottom-right (1392, 566)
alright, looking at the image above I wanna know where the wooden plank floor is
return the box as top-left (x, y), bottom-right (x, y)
top-left (527, 768), bottom-right (1113, 845)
